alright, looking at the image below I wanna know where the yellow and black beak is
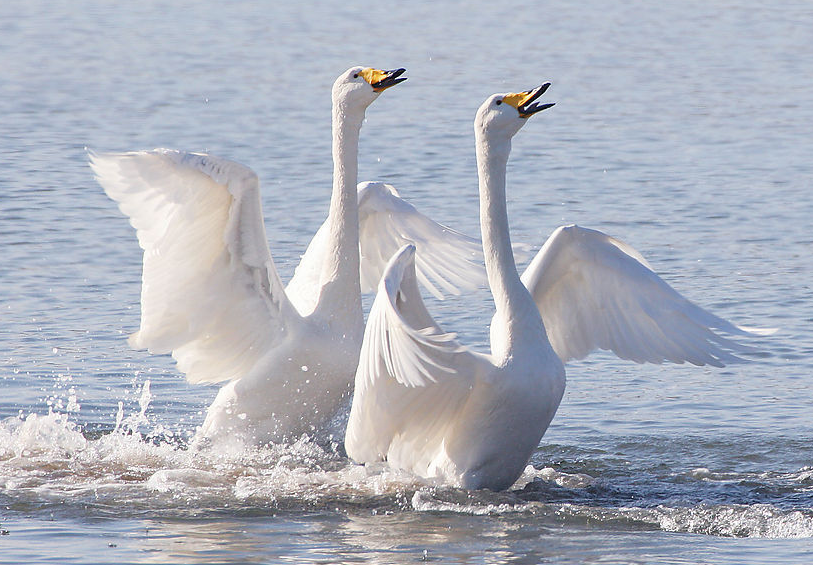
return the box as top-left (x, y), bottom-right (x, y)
top-left (359, 68), bottom-right (408, 92)
top-left (501, 83), bottom-right (555, 118)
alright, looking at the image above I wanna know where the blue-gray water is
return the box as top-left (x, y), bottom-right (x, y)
top-left (2, 0), bottom-right (812, 563)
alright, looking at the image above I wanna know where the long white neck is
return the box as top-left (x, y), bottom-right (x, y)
top-left (476, 128), bottom-right (541, 357)
top-left (317, 98), bottom-right (363, 309)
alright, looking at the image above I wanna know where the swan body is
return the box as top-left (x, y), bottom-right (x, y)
top-left (345, 84), bottom-right (773, 490)
top-left (92, 67), bottom-right (482, 447)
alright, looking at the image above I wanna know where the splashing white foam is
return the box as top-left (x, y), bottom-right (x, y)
top-left (0, 410), bottom-right (86, 461)
top-left (0, 401), bottom-right (426, 516)
top-left (1, 406), bottom-right (812, 539)
top-left (654, 504), bottom-right (813, 538)
top-left (515, 465), bottom-right (596, 489)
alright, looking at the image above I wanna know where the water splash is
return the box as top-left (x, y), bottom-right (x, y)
top-left (409, 465), bottom-right (813, 539)
top-left (1, 408), bottom-right (812, 538)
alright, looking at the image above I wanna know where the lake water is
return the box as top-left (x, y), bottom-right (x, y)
top-left (2, 0), bottom-right (812, 563)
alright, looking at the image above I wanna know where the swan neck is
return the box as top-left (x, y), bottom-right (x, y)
top-left (476, 133), bottom-right (527, 320)
top-left (319, 101), bottom-right (363, 303)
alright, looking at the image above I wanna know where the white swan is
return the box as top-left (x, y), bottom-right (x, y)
top-left (344, 84), bottom-right (774, 490)
top-left (90, 67), bottom-right (483, 447)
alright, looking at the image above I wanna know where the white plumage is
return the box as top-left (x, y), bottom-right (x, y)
top-left (521, 224), bottom-right (774, 366)
top-left (345, 84), bottom-right (773, 490)
top-left (92, 67), bottom-right (484, 447)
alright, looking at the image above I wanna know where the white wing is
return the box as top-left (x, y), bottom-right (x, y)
top-left (285, 181), bottom-right (485, 313)
top-left (357, 182), bottom-right (485, 299)
top-left (345, 244), bottom-right (484, 464)
top-left (521, 225), bottom-right (774, 367)
top-left (91, 149), bottom-right (296, 384)
top-left (285, 219), bottom-right (329, 316)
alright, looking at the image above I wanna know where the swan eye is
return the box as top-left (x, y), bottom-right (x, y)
top-left (496, 100), bottom-right (502, 106)
top-left (353, 73), bottom-right (359, 79)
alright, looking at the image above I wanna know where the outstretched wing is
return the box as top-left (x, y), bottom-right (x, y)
top-left (91, 148), bottom-right (296, 384)
top-left (357, 182), bottom-right (485, 299)
top-left (345, 244), bottom-right (484, 465)
top-left (521, 225), bottom-right (774, 367)
top-left (284, 218), bottom-right (330, 316)
top-left (286, 181), bottom-right (486, 314)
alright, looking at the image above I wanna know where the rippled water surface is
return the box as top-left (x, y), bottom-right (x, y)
top-left (2, 0), bottom-right (813, 563)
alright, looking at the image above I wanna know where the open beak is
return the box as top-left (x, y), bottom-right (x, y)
top-left (359, 68), bottom-right (408, 92)
top-left (502, 83), bottom-right (555, 118)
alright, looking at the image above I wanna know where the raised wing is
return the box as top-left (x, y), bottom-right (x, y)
top-left (91, 149), bottom-right (295, 384)
top-left (357, 182), bottom-right (485, 299)
top-left (345, 244), bottom-right (483, 464)
top-left (286, 181), bottom-right (486, 313)
top-left (285, 219), bottom-right (329, 316)
top-left (521, 225), bottom-right (774, 367)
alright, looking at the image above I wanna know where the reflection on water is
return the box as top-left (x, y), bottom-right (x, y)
top-left (6, 508), bottom-right (813, 565)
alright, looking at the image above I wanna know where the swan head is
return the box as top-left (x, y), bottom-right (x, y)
top-left (332, 66), bottom-right (407, 112)
top-left (475, 83), bottom-right (555, 140)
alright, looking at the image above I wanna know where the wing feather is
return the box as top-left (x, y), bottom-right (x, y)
top-left (521, 225), bottom-right (774, 366)
top-left (357, 182), bottom-right (485, 299)
top-left (91, 148), bottom-right (294, 384)
top-left (345, 244), bottom-right (481, 464)
top-left (285, 181), bottom-right (486, 312)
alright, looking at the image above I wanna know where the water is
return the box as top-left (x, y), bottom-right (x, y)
top-left (2, 0), bottom-right (812, 562)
